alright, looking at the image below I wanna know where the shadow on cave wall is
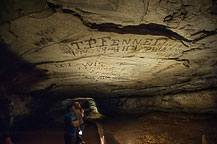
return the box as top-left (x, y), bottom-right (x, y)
top-left (0, 40), bottom-right (57, 130)
top-left (0, 41), bottom-right (49, 96)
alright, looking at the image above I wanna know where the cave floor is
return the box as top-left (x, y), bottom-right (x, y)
top-left (101, 112), bottom-right (217, 144)
top-left (14, 121), bottom-right (100, 144)
top-left (13, 112), bottom-right (217, 144)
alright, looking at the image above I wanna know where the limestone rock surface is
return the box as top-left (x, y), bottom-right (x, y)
top-left (0, 0), bottom-right (217, 113)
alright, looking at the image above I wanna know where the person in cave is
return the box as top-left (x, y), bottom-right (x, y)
top-left (0, 98), bottom-right (14, 144)
top-left (64, 104), bottom-right (80, 144)
top-left (74, 102), bottom-right (85, 144)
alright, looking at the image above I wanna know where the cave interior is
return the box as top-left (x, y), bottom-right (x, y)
top-left (0, 0), bottom-right (217, 144)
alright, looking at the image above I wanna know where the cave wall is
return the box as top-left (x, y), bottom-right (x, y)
top-left (0, 0), bottom-right (217, 114)
top-left (96, 89), bottom-right (217, 114)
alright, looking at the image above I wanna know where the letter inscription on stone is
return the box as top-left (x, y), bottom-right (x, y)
top-left (59, 33), bottom-right (187, 59)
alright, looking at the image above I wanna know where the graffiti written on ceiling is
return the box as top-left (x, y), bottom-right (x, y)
top-left (54, 60), bottom-right (125, 75)
top-left (59, 36), bottom-right (184, 57)
top-left (45, 58), bottom-right (161, 82)
top-left (49, 60), bottom-right (129, 81)
top-left (35, 34), bottom-right (186, 82)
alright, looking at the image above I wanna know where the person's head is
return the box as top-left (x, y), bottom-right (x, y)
top-left (66, 104), bottom-right (76, 113)
top-left (0, 98), bottom-right (14, 116)
top-left (74, 101), bottom-right (81, 109)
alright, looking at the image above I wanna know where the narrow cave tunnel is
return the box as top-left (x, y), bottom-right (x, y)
top-left (0, 0), bottom-right (217, 144)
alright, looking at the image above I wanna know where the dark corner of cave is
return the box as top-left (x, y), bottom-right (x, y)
top-left (0, 0), bottom-right (217, 144)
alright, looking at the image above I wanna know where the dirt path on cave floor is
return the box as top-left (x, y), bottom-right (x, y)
top-left (14, 121), bottom-right (100, 144)
top-left (12, 112), bottom-right (217, 144)
top-left (101, 112), bottom-right (217, 144)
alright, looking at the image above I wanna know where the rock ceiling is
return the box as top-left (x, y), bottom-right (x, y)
top-left (0, 0), bottom-right (217, 98)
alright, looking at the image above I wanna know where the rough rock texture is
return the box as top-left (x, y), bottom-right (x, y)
top-left (0, 0), bottom-right (47, 24)
top-left (96, 90), bottom-right (217, 114)
top-left (0, 0), bottom-right (217, 113)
